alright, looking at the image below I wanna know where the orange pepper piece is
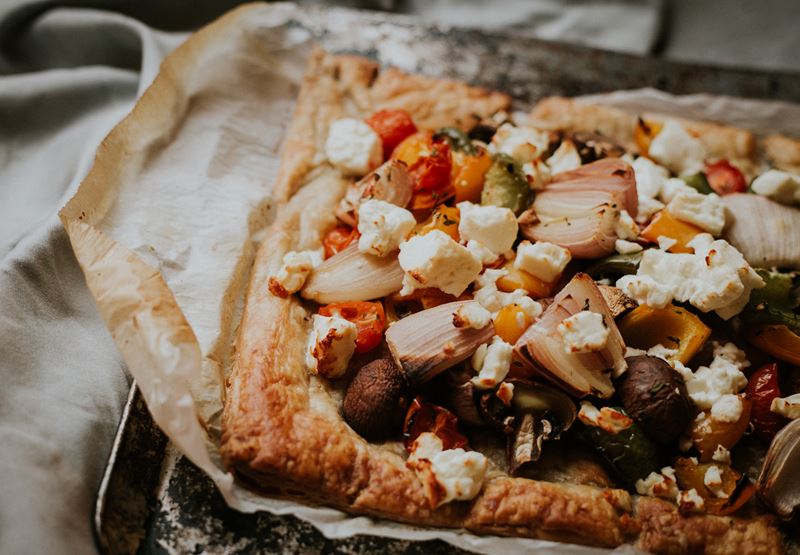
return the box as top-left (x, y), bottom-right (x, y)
top-left (618, 304), bottom-right (710, 364)
top-left (494, 304), bottom-right (534, 344)
top-left (749, 325), bottom-right (800, 366)
top-left (641, 209), bottom-right (703, 253)
top-left (414, 205), bottom-right (460, 241)
top-left (452, 147), bottom-right (492, 203)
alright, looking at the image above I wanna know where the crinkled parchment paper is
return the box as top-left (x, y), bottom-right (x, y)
top-left (59, 3), bottom-right (799, 554)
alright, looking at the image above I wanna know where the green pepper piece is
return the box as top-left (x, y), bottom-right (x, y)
top-left (433, 127), bottom-right (477, 156)
top-left (577, 407), bottom-right (661, 489)
top-left (682, 172), bottom-right (713, 195)
top-left (741, 269), bottom-right (800, 334)
top-left (481, 154), bottom-right (531, 214)
top-left (585, 252), bottom-right (643, 279)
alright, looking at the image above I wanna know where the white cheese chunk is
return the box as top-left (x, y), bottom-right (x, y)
top-left (490, 123), bottom-right (551, 164)
top-left (471, 336), bottom-right (513, 389)
top-left (325, 118), bottom-right (383, 176)
top-left (636, 466), bottom-right (679, 499)
top-left (616, 234), bottom-right (764, 319)
top-left (633, 156), bottom-right (669, 199)
top-left (398, 230), bottom-right (482, 297)
top-left (615, 209), bottom-right (640, 240)
top-left (457, 201), bottom-right (518, 254)
top-left (637, 196), bottom-right (666, 223)
top-left (514, 240), bottom-right (571, 282)
top-left (472, 269), bottom-right (543, 318)
top-left (684, 342), bottom-right (749, 412)
top-left (268, 249), bottom-right (324, 297)
top-left (660, 177), bottom-right (695, 204)
top-left (666, 189), bottom-right (726, 236)
top-left (465, 240), bottom-right (499, 265)
top-left (546, 139), bottom-right (582, 174)
top-left (558, 311), bottom-right (609, 354)
top-left (407, 432), bottom-right (488, 507)
top-left (452, 302), bottom-right (492, 330)
top-left (615, 239), bottom-right (643, 255)
top-left (657, 235), bottom-right (678, 251)
top-left (305, 314), bottom-right (357, 379)
top-left (522, 158), bottom-right (552, 190)
top-left (712, 445), bottom-right (732, 465)
top-left (677, 488), bottom-right (705, 513)
top-left (703, 465), bottom-right (729, 499)
top-left (648, 120), bottom-right (706, 176)
top-left (771, 393), bottom-right (800, 419)
top-left (357, 199), bottom-right (416, 257)
top-left (578, 401), bottom-right (633, 434)
top-left (751, 169), bottom-right (800, 206)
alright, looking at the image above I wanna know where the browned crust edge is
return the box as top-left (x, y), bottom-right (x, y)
top-left (220, 50), bottom-right (785, 554)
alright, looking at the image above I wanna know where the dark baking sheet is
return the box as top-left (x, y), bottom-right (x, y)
top-left (93, 6), bottom-right (800, 555)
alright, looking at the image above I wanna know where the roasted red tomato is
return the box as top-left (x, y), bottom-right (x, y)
top-left (408, 140), bottom-right (453, 210)
top-left (366, 109), bottom-right (418, 159)
top-left (745, 362), bottom-right (787, 441)
top-left (403, 397), bottom-right (468, 451)
top-left (705, 160), bottom-right (747, 195)
top-left (318, 301), bottom-right (386, 354)
top-left (322, 225), bottom-right (358, 259)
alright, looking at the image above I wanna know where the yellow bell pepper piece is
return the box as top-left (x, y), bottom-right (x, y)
top-left (414, 205), bottom-right (460, 241)
top-left (618, 304), bottom-right (710, 364)
top-left (640, 209), bottom-right (702, 254)
top-left (496, 258), bottom-right (556, 299)
top-left (452, 146), bottom-right (492, 203)
top-left (749, 325), bottom-right (800, 366)
top-left (494, 303), bottom-right (534, 344)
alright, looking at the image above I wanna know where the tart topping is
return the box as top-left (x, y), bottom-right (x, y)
top-left (751, 169), bottom-right (800, 206)
top-left (456, 201), bottom-right (518, 255)
top-left (665, 189), bottom-right (726, 236)
top-left (357, 199), bottom-right (416, 257)
top-left (268, 249), bottom-right (323, 298)
top-left (648, 120), bottom-right (706, 176)
top-left (452, 302), bottom-right (492, 330)
top-left (471, 336), bottom-right (513, 390)
top-left (325, 118), bottom-right (383, 176)
top-left (514, 240), bottom-right (572, 283)
top-left (305, 314), bottom-right (358, 379)
top-left (398, 230), bottom-right (482, 297)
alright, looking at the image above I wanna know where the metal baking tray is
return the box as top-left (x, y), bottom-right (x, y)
top-left (93, 6), bottom-right (800, 554)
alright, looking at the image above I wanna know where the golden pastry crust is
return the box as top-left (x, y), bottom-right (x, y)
top-left (221, 50), bottom-right (785, 553)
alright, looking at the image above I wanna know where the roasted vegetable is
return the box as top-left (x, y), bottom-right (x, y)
top-left (366, 109), bottom-right (417, 159)
top-left (673, 457), bottom-right (755, 515)
top-left (403, 397), bottom-right (468, 451)
top-left (618, 304), bottom-right (711, 364)
top-left (577, 404), bottom-right (660, 488)
top-left (496, 258), bottom-right (556, 298)
top-left (481, 153), bottom-right (531, 214)
top-left (322, 225), bottom-right (359, 259)
top-left (452, 146), bottom-right (492, 203)
top-left (722, 194), bottom-right (800, 269)
top-left (746, 363), bottom-right (787, 441)
top-left (414, 205), bottom-right (460, 241)
top-left (682, 172), bottom-right (713, 195)
top-left (343, 358), bottom-right (410, 440)
top-left (690, 398), bottom-right (753, 461)
top-left (741, 269), bottom-right (800, 333)
top-left (319, 301), bottom-right (386, 354)
top-left (705, 160), bottom-right (746, 196)
top-left (617, 356), bottom-right (694, 444)
top-left (570, 131), bottom-right (626, 163)
top-left (750, 325), bottom-right (800, 366)
top-left (434, 127), bottom-right (477, 155)
top-left (585, 252), bottom-right (642, 279)
top-left (494, 303), bottom-right (535, 344)
top-left (634, 117), bottom-right (663, 156)
top-left (757, 418), bottom-right (800, 519)
top-left (640, 210), bottom-right (702, 254)
top-left (467, 123), bottom-right (497, 143)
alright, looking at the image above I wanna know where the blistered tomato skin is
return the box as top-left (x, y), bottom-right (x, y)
top-left (322, 225), bottom-right (358, 259)
top-left (705, 160), bottom-right (747, 195)
top-left (403, 397), bottom-right (468, 451)
top-left (366, 109), bottom-right (418, 159)
top-left (745, 362), bottom-right (786, 441)
top-left (318, 301), bottom-right (386, 354)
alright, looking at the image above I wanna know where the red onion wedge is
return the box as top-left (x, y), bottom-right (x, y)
top-left (513, 273), bottom-right (627, 398)
top-left (519, 158), bottom-right (638, 259)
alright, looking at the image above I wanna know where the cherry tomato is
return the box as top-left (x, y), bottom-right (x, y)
top-left (403, 397), bottom-right (468, 451)
top-left (705, 160), bottom-right (747, 195)
top-left (366, 109), bottom-right (418, 159)
top-left (392, 131), bottom-right (433, 167)
top-left (745, 362), bottom-right (787, 441)
top-left (318, 301), bottom-right (386, 354)
top-left (410, 140), bottom-right (452, 192)
top-left (322, 225), bottom-right (358, 259)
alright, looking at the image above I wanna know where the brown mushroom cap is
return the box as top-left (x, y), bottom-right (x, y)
top-left (617, 355), bottom-right (694, 445)
top-left (342, 358), bottom-right (410, 441)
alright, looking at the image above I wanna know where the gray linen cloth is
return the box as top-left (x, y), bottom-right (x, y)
top-left (10, 1), bottom-right (767, 552)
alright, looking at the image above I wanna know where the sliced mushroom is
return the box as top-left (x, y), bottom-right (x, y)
top-left (509, 413), bottom-right (545, 474)
top-left (598, 285), bottom-right (637, 318)
top-left (342, 357), bottom-right (410, 441)
top-left (335, 159), bottom-right (413, 227)
top-left (439, 373), bottom-right (485, 427)
top-left (757, 418), bottom-right (800, 519)
top-left (570, 131), bottom-right (626, 164)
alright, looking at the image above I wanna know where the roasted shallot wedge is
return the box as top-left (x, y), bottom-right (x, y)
top-left (757, 418), bottom-right (800, 519)
top-left (513, 273), bottom-right (627, 398)
top-left (519, 159), bottom-right (639, 259)
top-left (723, 193), bottom-right (800, 269)
top-left (335, 159), bottom-right (413, 227)
top-left (301, 243), bottom-right (403, 304)
top-left (386, 300), bottom-right (494, 384)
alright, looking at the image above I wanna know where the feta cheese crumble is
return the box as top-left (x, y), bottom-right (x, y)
top-left (666, 189), bottom-right (726, 236)
top-left (489, 123), bottom-right (551, 164)
top-left (677, 488), bottom-right (705, 513)
top-left (636, 467), bottom-right (679, 499)
top-left (452, 302), bottom-right (492, 330)
top-left (471, 336), bottom-right (513, 389)
top-left (751, 169), bottom-right (800, 206)
top-left (616, 233), bottom-right (764, 319)
top-left (514, 240), bottom-right (571, 282)
top-left (357, 199), bottom-right (416, 257)
top-left (471, 269), bottom-right (543, 318)
top-left (712, 445), bottom-right (732, 465)
top-left (457, 201), bottom-right (518, 255)
top-left (771, 393), bottom-right (800, 419)
top-left (578, 401), bottom-right (633, 434)
top-left (558, 311), bottom-right (609, 354)
top-left (648, 120), bottom-right (706, 176)
top-left (615, 239), bottom-right (643, 255)
top-left (407, 432), bottom-right (488, 508)
top-left (398, 230), bottom-right (482, 297)
top-left (305, 314), bottom-right (357, 379)
top-left (657, 235), bottom-right (678, 251)
top-left (546, 139), bottom-right (581, 174)
top-left (683, 342), bottom-right (749, 415)
top-left (615, 209), bottom-right (640, 240)
top-left (522, 158), bottom-right (552, 190)
top-left (268, 249), bottom-right (324, 297)
top-left (325, 118), bottom-right (382, 175)
top-left (703, 465), bottom-right (729, 499)
top-left (465, 240), bottom-right (498, 265)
